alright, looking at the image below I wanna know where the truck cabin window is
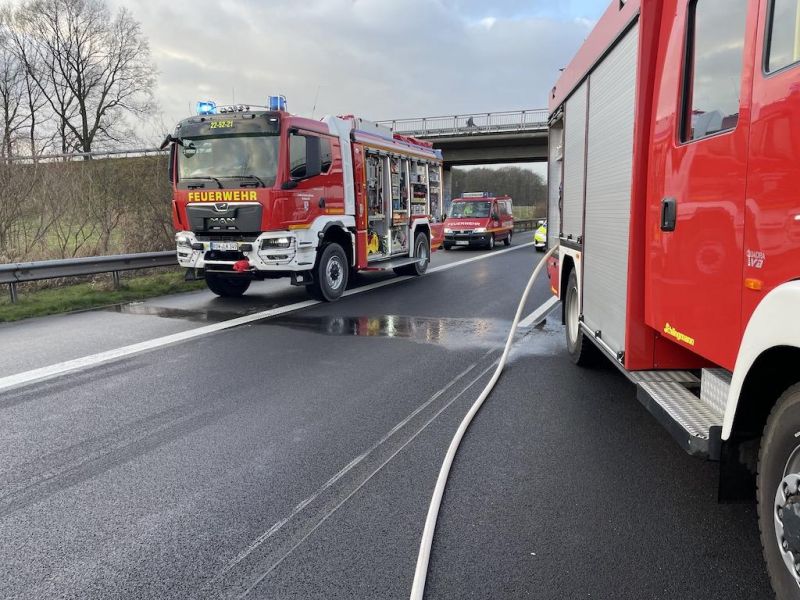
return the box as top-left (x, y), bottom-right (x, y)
top-left (178, 135), bottom-right (279, 187)
top-left (449, 201), bottom-right (491, 218)
top-left (767, 0), bottom-right (800, 72)
top-left (682, 0), bottom-right (748, 142)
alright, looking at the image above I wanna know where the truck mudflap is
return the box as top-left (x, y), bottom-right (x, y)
top-left (429, 223), bottom-right (444, 251)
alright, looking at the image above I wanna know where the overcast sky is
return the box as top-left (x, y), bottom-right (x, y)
top-left (100, 0), bottom-right (606, 139)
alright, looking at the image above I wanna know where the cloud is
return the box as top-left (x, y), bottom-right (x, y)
top-left (106, 0), bottom-right (595, 140)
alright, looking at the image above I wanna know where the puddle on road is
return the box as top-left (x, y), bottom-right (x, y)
top-left (106, 301), bottom-right (271, 323)
top-left (265, 313), bottom-right (567, 355)
top-left (266, 314), bottom-right (508, 349)
top-left (510, 318), bottom-right (566, 361)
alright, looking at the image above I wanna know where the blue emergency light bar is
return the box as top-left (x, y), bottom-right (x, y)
top-left (196, 100), bottom-right (218, 115)
top-left (268, 95), bottom-right (287, 111)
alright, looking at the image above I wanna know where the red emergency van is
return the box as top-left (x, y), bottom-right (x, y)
top-left (442, 193), bottom-right (513, 250)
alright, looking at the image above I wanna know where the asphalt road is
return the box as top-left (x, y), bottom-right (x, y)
top-left (0, 235), bottom-right (773, 599)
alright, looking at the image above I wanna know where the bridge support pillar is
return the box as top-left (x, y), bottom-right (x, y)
top-left (443, 166), bottom-right (452, 214)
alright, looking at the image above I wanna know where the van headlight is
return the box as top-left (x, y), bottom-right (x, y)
top-left (444, 227), bottom-right (453, 234)
top-left (473, 227), bottom-right (487, 233)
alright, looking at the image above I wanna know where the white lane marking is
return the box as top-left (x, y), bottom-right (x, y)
top-left (428, 241), bottom-right (534, 274)
top-left (0, 240), bottom-right (535, 394)
top-left (518, 296), bottom-right (560, 329)
top-left (236, 360), bottom-right (499, 598)
top-left (214, 349), bottom-right (496, 579)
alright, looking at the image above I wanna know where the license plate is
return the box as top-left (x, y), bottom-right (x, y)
top-left (456, 240), bottom-right (469, 246)
top-left (211, 242), bottom-right (239, 251)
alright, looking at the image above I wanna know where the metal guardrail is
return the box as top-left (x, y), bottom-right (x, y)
top-left (1, 251), bottom-right (177, 303)
top-left (2, 147), bottom-right (167, 164)
top-left (377, 109), bottom-right (549, 138)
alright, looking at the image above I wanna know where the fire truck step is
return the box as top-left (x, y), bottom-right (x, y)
top-left (635, 379), bottom-right (723, 460)
top-left (363, 257), bottom-right (424, 272)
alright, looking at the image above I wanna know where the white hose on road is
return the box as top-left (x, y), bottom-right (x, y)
top-left (409, 245), bottom-right (558, 600)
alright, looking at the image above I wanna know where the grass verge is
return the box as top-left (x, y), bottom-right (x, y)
top-left (0, 271), bottom-right (206, 323)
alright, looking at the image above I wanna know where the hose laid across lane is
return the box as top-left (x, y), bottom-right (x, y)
top-left (409, 245), bottom-right (558, 600)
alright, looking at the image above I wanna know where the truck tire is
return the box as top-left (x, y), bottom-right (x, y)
top-left (565, 268), bottom-right (597, 366)
top-left (309, 243), bottom-right (348, 302)
top-left (205, 273), bottom-right (250, 297)
top-left (758, 383), bottom-right (800, 600)
top-left (394, 232), bottom-right (430, 276)
top-left (487, 234), bottom-right (495, 250)
top-left (504, 231), bottom-right (512, 246)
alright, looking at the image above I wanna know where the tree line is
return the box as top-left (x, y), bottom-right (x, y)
top-left (0, 0), bottom-right (156, 158)
top-left (451, 166), bottom-right (546, 218)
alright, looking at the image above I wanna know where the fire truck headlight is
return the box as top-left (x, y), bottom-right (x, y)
top-left (444, 227), bottom-right (453, 234)
top-left (473, 227), bottom-right (487, 233)
top-left (175, 233), bottom-right (192, 248)
top-left (261, 237), bottom-right (292, 250)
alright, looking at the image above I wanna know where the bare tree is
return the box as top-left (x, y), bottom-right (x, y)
top-left (0, 12), bottom-right (29, 158)
top-left (13, 0), bottom-right (156, 154)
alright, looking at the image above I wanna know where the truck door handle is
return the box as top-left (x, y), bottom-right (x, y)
top-left (319, 198), bottom-right (326, 208)
top-left (661, 197), bottom-right (677, 232)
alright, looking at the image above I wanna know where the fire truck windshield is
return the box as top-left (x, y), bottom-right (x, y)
top-left (178, 134), bottom-right (279, 187)
top-left (449, 201), bottom-right (491, 218)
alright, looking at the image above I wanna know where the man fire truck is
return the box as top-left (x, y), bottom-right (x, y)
top-left (163, 97), bottom-right (444, 302)
top-left (546, 1), bottom-right (800, 596)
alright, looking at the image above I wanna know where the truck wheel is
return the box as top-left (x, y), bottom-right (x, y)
top-left (394, 232), bottom-right (430, 276)
top-left (504, 232), bottom-right (512, 247)
top-left (487, 234), bottom-right (495, 250)
top-left (565, 268), bottom-right (597, 366)
top-left (205, 273), bottom-right (250, 297)
top-left (758, 383), bottom-right (800, 600)
top-left (309, 243), bottom-right (348, 302)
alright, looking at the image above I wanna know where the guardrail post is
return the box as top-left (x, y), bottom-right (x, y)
top-left (112, 271), bottom-right (121, 290)
top-left (9, 282), bottom-right (18, 304)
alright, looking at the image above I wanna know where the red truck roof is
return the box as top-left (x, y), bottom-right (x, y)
top-left (549, 0), bottom-right (642, 113)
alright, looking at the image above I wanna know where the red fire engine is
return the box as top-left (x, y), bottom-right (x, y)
top-left (163, 97), bottom-right (444, 302)
top-left (547, 1), bottom-right (800, 595)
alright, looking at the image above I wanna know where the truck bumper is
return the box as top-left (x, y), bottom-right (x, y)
top-left (444, 233), bottom-right (492, 247)
top-left (175, 230), bottom-right (318, 275)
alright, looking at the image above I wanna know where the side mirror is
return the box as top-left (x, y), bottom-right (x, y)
top-left (491, 212), bottom-right (499, 221)
top-left (167, 144), bottom-right (176, 184)
top-left (281, 180), bottom-right (298, 190)
top-left (304, 136), bottom-right (322, 179)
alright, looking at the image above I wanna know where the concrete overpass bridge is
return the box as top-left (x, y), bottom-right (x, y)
top-left (377, 108), bottom-right (549, 204)
top-left (377, 109), bottom-right (548, 166)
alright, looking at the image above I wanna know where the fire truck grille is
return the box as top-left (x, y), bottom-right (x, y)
top-left (187, 203), bottom-right (262, 235)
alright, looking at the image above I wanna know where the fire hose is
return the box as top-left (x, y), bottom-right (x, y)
top-left (409, 245), bottom-right (558, 599)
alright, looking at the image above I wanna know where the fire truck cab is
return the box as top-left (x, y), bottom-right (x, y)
top-left (546, 1), bottom-right (800, 595)
top-left (165, 98), bottom-right (444, 302)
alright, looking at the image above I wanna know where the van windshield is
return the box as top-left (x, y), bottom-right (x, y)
top-left (449, 201), bottom-right (491, 218)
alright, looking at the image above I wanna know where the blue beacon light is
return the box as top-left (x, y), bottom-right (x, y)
top-left (196, 100), bottom-right (218, 115)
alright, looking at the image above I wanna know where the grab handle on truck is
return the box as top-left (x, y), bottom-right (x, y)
top-left (661, 197), bottom-right (677, 232)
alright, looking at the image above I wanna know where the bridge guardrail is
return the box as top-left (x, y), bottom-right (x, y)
top-left (1, 251), bottom-right (177, 303)
top-left (378, 109), bottom-right (549, 138)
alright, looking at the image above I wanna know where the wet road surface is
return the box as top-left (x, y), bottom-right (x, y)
top-left (0, 235), bottom-right (772, 599)
top-left (0, 233), bottom-right (534, 378)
